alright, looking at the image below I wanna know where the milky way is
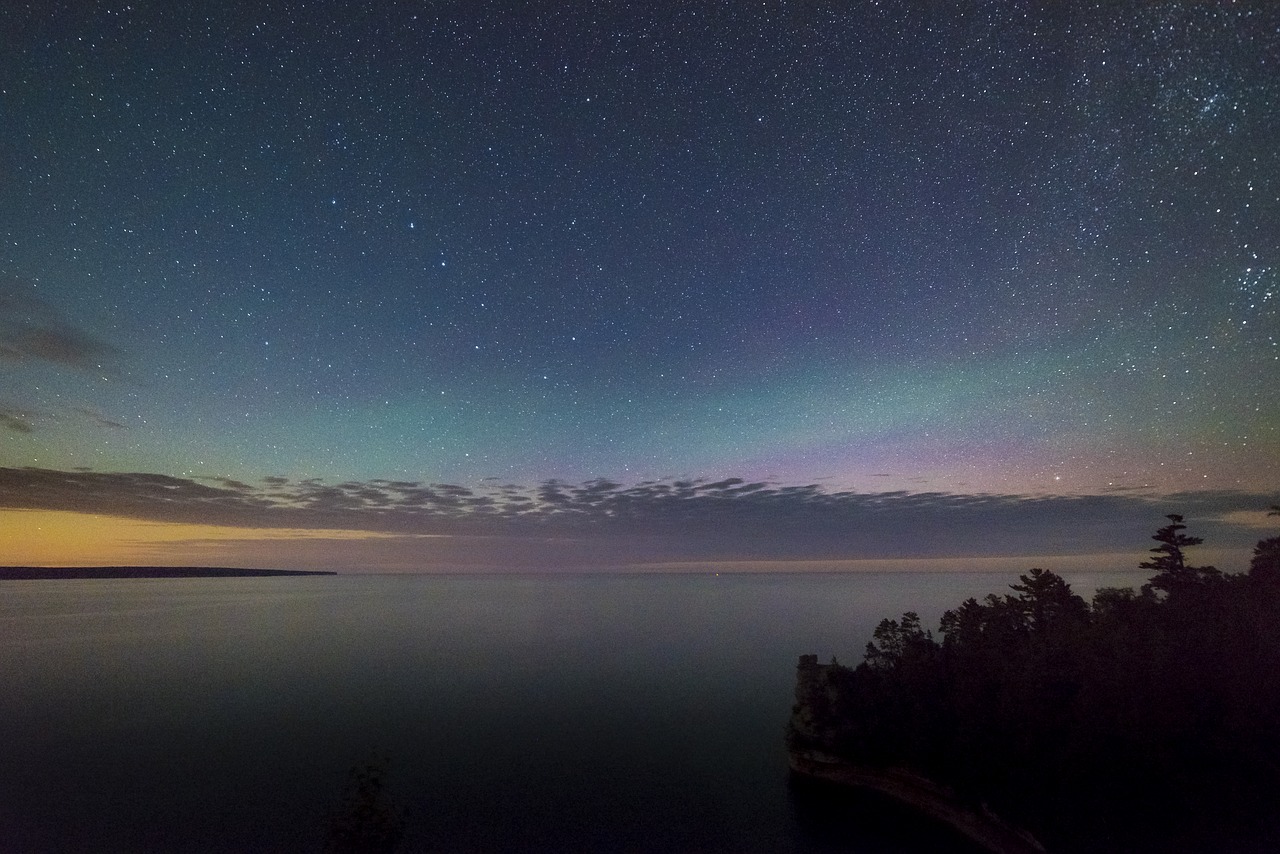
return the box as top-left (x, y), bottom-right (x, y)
top-left (1, 2), bottom-right (1277, 568)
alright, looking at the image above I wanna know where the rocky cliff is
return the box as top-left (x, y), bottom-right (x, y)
top-left (787, 655), bottom-right (1046, 854)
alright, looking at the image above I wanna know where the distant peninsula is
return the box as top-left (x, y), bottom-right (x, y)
top-left (0, 566), bottom-right (337, 580)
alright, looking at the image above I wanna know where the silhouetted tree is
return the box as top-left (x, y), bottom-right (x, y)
top-left (324, 755), bottom-right (406, 854)
top-left (1008, 567), bottom-right (1089, 638)
top-left (1250, 536), bottom-right (1280, 585)
top-left (1250, 506), bottom-right (1280, 587)
top-left (863, 611), bottom-right (936, 670)
top-left (1140, 514), bottom-right (1220, 595)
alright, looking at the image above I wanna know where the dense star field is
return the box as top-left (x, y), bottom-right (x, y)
top-left (1, 1), bottom-right (1277, 569)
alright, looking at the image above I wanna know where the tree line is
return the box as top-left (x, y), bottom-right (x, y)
top-left (789, 512), bottom-right (1280, 852)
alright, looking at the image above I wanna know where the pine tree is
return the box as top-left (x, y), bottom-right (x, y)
top-left (1249, 505), bottom-right (1280, 585)
top-left (1140, 514), bottom-right (1219, 596)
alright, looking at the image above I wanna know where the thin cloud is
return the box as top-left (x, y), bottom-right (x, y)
top-left (0, 277), bottom-right (118, 371)
top-left (0, 410), bottom-right (34, 433)
top-left (73, 406), bottom-right (127, 429)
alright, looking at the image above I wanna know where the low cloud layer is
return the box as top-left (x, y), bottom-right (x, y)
top-left (3, 466), bottom-right (1275, 570)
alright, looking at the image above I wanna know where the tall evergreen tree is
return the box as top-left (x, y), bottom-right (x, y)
top-left (1140, 514), bottom-right (1219, 595)
top-left (1009, 568), bottom-right (1088, 637)
top-left (1250, 505), bottom-right (1280, 586)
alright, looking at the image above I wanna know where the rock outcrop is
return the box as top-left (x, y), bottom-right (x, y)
top-left (787, 655), bottom-right (1046, 854)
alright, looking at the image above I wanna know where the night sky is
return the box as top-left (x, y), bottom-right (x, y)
top-left (2, 1), bottom-right (1277, 571)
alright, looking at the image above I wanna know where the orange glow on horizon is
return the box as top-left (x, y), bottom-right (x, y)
top-left (0, 510), bottom-right (399, 567)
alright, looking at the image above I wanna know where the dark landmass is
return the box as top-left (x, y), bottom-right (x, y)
top-left (788, 739), bottom-right (1045, 854)
top-left (0, 566), bottom-right (337, 579)
top-left (788, 514), bottom-right (1280, 853)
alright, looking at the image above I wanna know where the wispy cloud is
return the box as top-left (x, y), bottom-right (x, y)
top-left (0, 277), bottom-right (117, 371)
top-left (0, 409), bottom-right (34, 433)
top-left (72, 406), bottom-right (127, 430)
top-left (2, 467), bottom-right (1275, 569)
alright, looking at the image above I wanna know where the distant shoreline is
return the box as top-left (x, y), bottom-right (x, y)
top-left (0, 566), bottom-right (336, 580)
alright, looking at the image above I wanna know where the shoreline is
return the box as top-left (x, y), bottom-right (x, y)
top-left (788, 654), bottom-right (1047, 854)
top-left (788, 750), bottom-right (1046, 854)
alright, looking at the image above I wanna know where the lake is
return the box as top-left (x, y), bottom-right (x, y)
top-left (0, 570), bottom-right (1142, 852)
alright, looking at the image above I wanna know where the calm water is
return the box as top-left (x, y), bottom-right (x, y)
top-left (0, 571), bottom-right (1140, 852)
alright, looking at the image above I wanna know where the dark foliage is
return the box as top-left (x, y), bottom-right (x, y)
top-left (790, 515), bottom-right (1280, 850)
top-left (324, 755), bottom-right (407, 854)
top-left (1139, 514), bottom-right (1222, 596)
